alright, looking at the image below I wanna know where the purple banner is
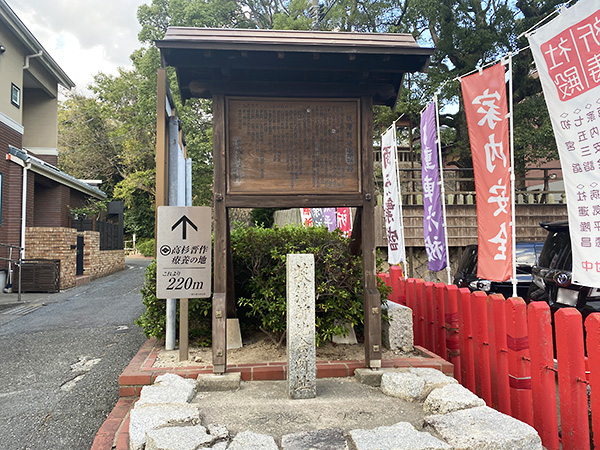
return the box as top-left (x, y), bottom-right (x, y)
top-left (420, 102), bottom-right (447, 271)
top-left (323, 208), bottom-right (337, 232)
top-left (310, 208), bottom-right (324, 227)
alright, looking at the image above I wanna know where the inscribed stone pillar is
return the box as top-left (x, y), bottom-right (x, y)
top-left (286, 254), bottom-right (316, 399)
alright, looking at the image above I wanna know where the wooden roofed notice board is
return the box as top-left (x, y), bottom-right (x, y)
top-left (156, 27), bottom-right (433, 373)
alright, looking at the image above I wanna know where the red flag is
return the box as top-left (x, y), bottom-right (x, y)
top-left (461, 63), bottom-right (513, 282)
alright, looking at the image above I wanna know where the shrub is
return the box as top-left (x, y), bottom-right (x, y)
top-left (232, 225), bottom-right (387, 346)
top-left (136, 226), bottom-right (390, 347)
top-left (135, 259), bottom-right (212, 344)
top-left (137, 238), bottom-right (156, 257)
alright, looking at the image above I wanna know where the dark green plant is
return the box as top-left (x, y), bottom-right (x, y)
top-left (136, 259), bottom-right (212, 343)
top-left (232, 225), bottom-right (387, 346)
top-left (136, 226), bottom-right (390, 346)
top-left (136, 239), bottom-right (156, 257)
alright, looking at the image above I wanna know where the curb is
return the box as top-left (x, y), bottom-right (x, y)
top-left (93, 339), bottom-right (453, 449)
top-left (118, 338), bottom-right (454, 398)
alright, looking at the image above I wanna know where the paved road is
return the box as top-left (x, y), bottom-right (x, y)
top-left (0, 258), bottom-right (150, 450)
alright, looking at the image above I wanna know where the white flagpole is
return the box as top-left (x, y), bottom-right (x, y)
top-left (433, 95), bottom-right (452, 285)
top-left (507, 55), bottom-right (517, 298)
top-left (393, 125), bottom-right (408, 276)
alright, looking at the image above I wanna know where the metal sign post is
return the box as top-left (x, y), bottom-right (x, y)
top-left (156, 206), bottom-right (212, 360)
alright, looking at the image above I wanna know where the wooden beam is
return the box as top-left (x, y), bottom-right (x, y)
top-left (360, 96), bottom-right (382, 368)
top-left (155, 68), bottom-right (169, 242)
top-left (212, 94), bottom-right (228, 373)
top-left (224, 194), bottom-right (364, 209)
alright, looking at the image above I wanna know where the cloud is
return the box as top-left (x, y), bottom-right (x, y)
top-left (8, 0), bottom-right (147, 91)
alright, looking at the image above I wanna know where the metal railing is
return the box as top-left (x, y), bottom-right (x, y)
top-left (0, 243), bottom-right (23, 302)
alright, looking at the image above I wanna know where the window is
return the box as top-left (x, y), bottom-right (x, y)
top-left (11, 83), bottom-right (20, 108)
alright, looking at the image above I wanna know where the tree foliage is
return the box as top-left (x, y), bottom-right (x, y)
top-left (58, 0), bottom-right (567, 239)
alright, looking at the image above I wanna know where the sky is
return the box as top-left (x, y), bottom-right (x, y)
top-left (9, 0), bottom-right (149, 94)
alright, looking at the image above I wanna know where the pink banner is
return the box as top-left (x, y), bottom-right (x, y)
top-left (336, 207), bottom-right (352, 237)
top-left (461, 63), bottom-right (513, 282)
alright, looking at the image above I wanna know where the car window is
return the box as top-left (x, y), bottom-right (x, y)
top-left (538, 231), bottom-right (572, 270)
top-left (515, 244), bottom-right (539, 267)
top-left (458, 245), bottom-right (478, 275)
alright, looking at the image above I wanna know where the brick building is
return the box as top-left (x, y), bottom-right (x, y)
top-left (0, 0), bottom-right (124, 290)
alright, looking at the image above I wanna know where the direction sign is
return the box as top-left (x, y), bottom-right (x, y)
top-left (156, 206), bottom-right (212, 299)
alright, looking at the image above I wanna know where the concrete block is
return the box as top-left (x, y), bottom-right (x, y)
top-left (196, 372), bottom-right (241, 391)
top-left (227, 318), bottom-right (243, 349)
top-left (128, 404), bottom-right (201, 450)
top-left (380, 372), bottom-right (425, 402)
top-left (382, 300), bottom-right (414, 352)
top-left (136, 373), bottom-right (197, 406)
top-left (348, 422), bottom-right (450, 450)
top-left (424, 383), bottom-right (486, 414)
top-left (409, 368), bottom-right (457, 397)
top-left (145, 425), bottom-right (214, 450)
top-left (425, 406), bottom-right (543, 450)
top-left (227, 431), bottom-right (279, 450)
top-left (281, 428), bottom-right (348, 450)
top-left (287, 254), bottom-right (316, 400)
top-left (332, 321), bottom-right (358, 345)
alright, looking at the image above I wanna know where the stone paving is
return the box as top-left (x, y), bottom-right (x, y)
top-left (126, 370), bottom-right (543, 450)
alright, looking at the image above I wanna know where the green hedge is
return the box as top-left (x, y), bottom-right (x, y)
top-left (136, 226), bottom-right (390, 346)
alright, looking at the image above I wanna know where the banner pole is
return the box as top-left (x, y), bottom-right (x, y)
top-left (508, 54), bottom-right (518, 298)
top-left (434, 95), bottom-right (452, 285)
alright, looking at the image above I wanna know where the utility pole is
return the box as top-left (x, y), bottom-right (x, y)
top-left (311, 0), bottom-right (320, 31)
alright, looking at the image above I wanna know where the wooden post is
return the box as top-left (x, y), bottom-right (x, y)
top-left (361, 96), bottom-right (381, 369)
top-left (155, 68), bottom-right (169, 214)
top-left (212, 94), bottom-right (227, 374)
top-left (528, 302), bottom-right (559, 450)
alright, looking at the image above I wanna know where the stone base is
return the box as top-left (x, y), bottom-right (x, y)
top-left (227, 318), bottom-right (243, 350)
top-left (196, 372), bottom-right (241, 391)
top-left (332, 321), bottom-right (358, 345)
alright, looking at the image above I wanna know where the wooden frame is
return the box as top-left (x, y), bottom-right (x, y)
top-left (211, 93), bottom-right (381, 373)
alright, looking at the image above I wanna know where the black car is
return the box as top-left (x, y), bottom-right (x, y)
top-left (453, 241), bottom-right (544, 299)
top-left (526, 220), bottom-right (600, 318)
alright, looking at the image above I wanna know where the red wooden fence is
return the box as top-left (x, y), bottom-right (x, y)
top-left (383, 272), bottom-right (599, 450)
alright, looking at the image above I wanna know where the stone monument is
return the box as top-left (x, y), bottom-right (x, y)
top-left (286, 254), bottom-right (317, 399)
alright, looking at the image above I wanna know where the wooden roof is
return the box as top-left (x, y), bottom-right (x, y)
top-left (157, 28), bottom-right (433, 106)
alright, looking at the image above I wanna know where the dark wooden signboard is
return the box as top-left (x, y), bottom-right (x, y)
top-left (227, 98), bottom-right (360, 195)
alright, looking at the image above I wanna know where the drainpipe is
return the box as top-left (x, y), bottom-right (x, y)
top-left (20, 161), bottom-right (30, 303)
top-left (23, 50), bottom-right (43, 70)
top-left (21, 161), bottom-right (30, 260)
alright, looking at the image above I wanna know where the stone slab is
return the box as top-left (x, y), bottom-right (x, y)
top-left (227, 318), bottom-right (243, 350)
top-left (380, 372), bottom-right (425, 402)
top-left (425, 406), bottom-right (543, 450)
top-left (382, 300), bottom-right (414, 352)
top-left (227, 431), bottom-right (279, 450)
top-left (129, 404), bottom-right (201, 450)
top-left (136, 373), bottom-right (197, 406)
top-left (348, 422), bottom-right (450, 450)
top-left (424, 383), bottom-right (485, 414)
top-left (281, 428), bottom-right (348, 450)
top-left (196, 372), bottom-right (241, 391)
top-left (145, 425), bottom-right (214, 450)
top-left (286, 254), bottom-right (316, 400)
top-left (354, 368), bottom-right (410, 387)
top-left (409, 368), bottom-right (457, 397)
top-left (332, 321), bottom-right (358, 345)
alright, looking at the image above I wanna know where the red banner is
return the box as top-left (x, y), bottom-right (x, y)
top-left (461, 63), bottom-right (513, 281)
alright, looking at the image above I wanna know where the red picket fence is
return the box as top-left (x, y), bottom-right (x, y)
top-left (380, 270), bottom-right (599, 450)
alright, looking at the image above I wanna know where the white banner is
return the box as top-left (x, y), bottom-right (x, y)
top-left (381, 127), bottom-right (406, 265)
top-left (528, 0), bottom-right (600, 287)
